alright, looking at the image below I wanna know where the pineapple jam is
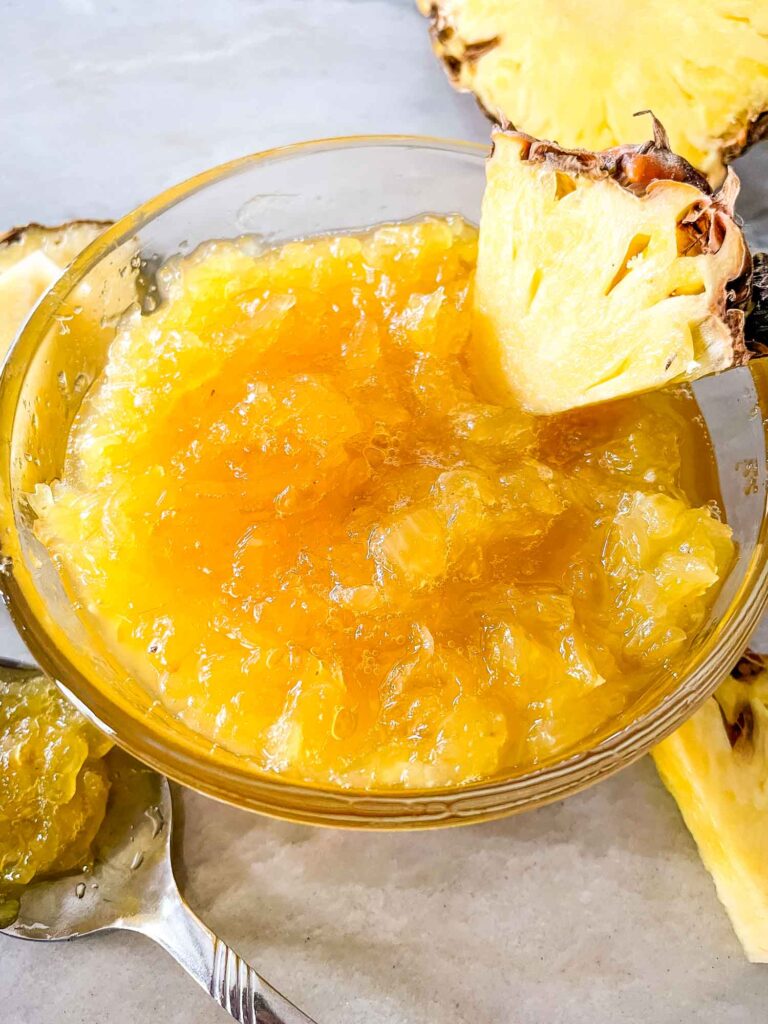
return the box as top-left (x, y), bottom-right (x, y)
top-left (35, 217), bottom-right (734, 790)
top-left (0, 672), bottom-right (110, 923)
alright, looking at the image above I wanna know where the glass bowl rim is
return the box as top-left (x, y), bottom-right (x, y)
top-left (2, 133), bottom-right (768, 829)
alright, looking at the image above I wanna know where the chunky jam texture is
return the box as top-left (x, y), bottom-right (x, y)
top-left (36, 218), bottom-right (733, 789)
top-left (0, 673), bottom-right (110, 919)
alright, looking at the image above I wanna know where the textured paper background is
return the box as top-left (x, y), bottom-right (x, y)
top-left (2, 2), bottom-right (768, 1021)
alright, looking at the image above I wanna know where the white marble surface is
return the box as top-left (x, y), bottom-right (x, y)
top-left (2, 2), bottom-right (768, 1022)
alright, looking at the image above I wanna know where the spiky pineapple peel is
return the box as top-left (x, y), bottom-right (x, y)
top-left (417, 0), bottom-right (768, 184)
top-left (653, 651), bottom-right (768, 963)
top-left (473, 119), bottom-right (760, 416)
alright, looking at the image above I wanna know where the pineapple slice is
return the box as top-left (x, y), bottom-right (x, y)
top-left (653, 652), bottom-right (768, 962)
top-left (473, 122), bottom-right (752, 415)
top-left (416, 0), bottom-right (768, 183)
top-left (0, 221), bottom-right (108, 356)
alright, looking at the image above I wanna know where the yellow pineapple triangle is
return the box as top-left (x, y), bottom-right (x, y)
top-left (653, 653), bottom-right (768, 962)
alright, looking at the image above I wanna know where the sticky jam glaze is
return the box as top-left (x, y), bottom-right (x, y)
top-left (0, 673), bottom-right (110, 919)
top-left (36, 217), bottom-right (733, 789)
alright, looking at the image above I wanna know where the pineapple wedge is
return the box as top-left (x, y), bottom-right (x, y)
top-left (0, 221), bottom-right (108, 357)
top-left (653, 652), bottom-right (768, 962)
top-left (473, 122), bottom-right (752, 415)
top-left (417, 0), bottom-right (768, 184)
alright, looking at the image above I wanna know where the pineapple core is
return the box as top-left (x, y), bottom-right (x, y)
top-left (35, 217), bottom-right (733, 789)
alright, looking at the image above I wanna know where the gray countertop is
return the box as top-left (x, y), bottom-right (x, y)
top-left (2, 2), bottom-right (768, 1022)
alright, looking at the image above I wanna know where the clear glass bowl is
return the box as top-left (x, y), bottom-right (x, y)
top-left (2, 136), bottom-right (768, 829)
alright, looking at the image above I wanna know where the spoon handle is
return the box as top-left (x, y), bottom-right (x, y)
top-left (143, 890), bottom-right (319, 1024)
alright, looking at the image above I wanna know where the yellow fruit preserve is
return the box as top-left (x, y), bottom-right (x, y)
top-left (0, 671), bottom-right (110, 922)
top-left (35, 217), bottom-right (734, 789)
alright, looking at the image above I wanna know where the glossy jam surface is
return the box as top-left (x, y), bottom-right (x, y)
top-left (0, 672), bottom-right (110, 920)
top-left (36, 218), bottom-right (733, 789)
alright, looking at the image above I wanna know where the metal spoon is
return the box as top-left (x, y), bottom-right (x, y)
top-left (1, 664), bottom-right (318, 1024)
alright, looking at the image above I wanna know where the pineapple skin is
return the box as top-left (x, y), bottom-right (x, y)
top-left (653, 660), bottom-right (768, 963)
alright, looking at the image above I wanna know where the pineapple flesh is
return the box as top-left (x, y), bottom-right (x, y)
top-left (473, 122), bottom-right (751, 415)
top-left (0, 221), bottom-right (108, 357)
top-left (417, 0), bottom-right (768, 183)
top-left (653, 653), bottom-right (768, 963)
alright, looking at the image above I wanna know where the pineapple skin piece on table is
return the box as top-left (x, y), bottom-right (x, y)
top-left (653, 653), bottom-right (768, 963)
top-left (416, 0), bottom-right (768, 184)
top-left (473, 122), bottom-right (752, 415)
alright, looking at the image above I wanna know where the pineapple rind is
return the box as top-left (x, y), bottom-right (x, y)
top-left (653, 666), bottom-right (768, 963)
